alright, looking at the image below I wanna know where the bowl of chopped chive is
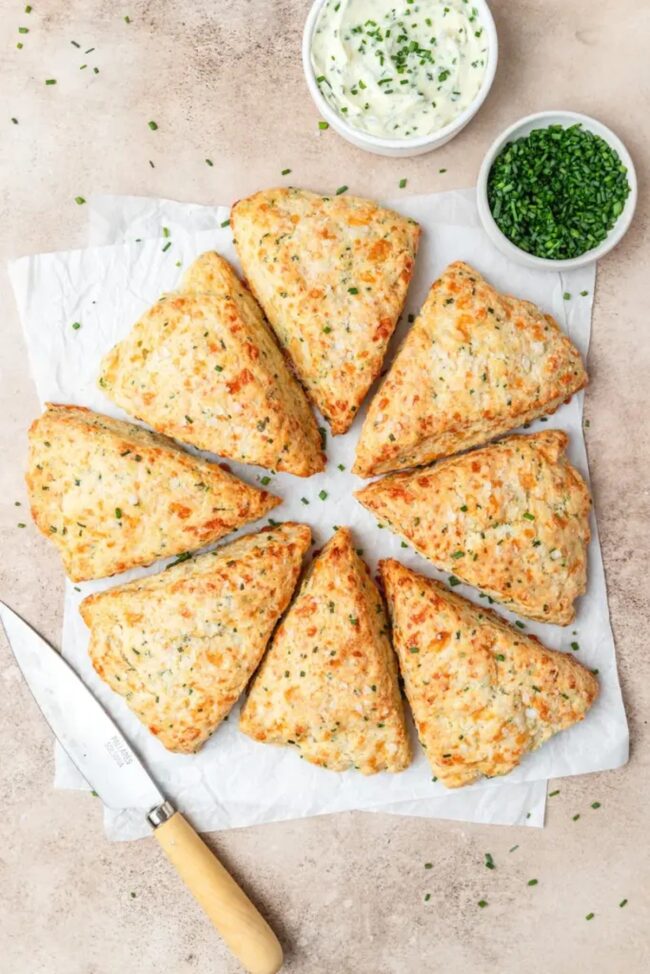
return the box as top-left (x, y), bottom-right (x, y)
top-left (477, 111), bottom-right (637, 269)
top-left (303, 0), bottom-right (498, 157)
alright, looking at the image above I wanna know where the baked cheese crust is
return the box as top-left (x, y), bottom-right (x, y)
top-left (357, 431), bottom-right (590, 625)
top-left (239, 528), bottom-right (411, 773)
top-left (380, 559), bottom-right (599, 788)
top-left (354, 261), bottom-right (588, 476)
top-left (80, 523), bottom-right (311, 753)
top-left (26, 403), bottom-right (280, 582)
top-left (232, 187), bottom-right (420, 435)
top-left (98, 251), bottom-right (324, 477)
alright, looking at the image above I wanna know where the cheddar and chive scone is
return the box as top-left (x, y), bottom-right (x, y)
top-left (80, 523), bottom-right (311, 753)
top-left (98, 252), bottom-right (324, 477)
top-left (357, 430), bottom-right (591, 626)
top-left (26, 404), bottom-right (280, 582)
top-left (232, 187), bottom-right (420, 435)
top-left (239, 528), bottom-right (411, 774)
top-left (380, 559), bottom-right (599, 788)
top-left (353, 261), bottom-right (587, 477)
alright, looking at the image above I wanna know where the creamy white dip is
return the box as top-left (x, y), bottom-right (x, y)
top-left (311, 0), bottom-right (489, 140)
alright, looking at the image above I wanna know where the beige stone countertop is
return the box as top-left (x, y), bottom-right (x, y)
top-left (1, 1), bottom-right (648, 972)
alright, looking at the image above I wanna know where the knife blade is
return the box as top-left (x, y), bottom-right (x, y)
top-left (0, 601), bottom-right (162, 810)
top-left (0, 601), bottom-right (283, 974)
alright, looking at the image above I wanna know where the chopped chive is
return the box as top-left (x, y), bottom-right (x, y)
top-left (71, 321), bottom-right (81, 330)
top-left (259, 476), bottom-right (272, 486)
top-left (115, 507), bottom-right (122, 519)
top-left (74, 196), bottom-right (86, 205)
top-left (337, 463), bottom-right (345, 471)
top-left (580, 290), bottom-right (589, 296)
top-left (399, 178), bottom-right (407, 188)
top-left (484, 853), bottom-right (495, 870)
top-left (572, 813), bottom-right (580, 821)
top-left (124, 15), bottom-right (131, 24)
top-left (148, 120), bottom-right (158, 130)
top-left (527, 879), bottom-right (538, 887)
top-left (318, 489), bottom-right (328, 501)
top-left (301, 497), bottom-right (309, 505)
top-left (585, 912), bottom-right (594, 921)
top-left (18, 27), bottom-right (29, 34)
top-left (571, 641), bottom-right (580, 651)
top-left (93, 67), bottom-right (99, 74)
top-left (162, 241), bottom-right (171, 252)
top-left (477, 899), bottom-right (488, 908)
top-left (549, 789), bottom-right (560, 797)
top-left (424, 893), bottom-right (431, 902)
top-left (591, 801), bottom-right (601, 809)
top-left (448, 576), bottom-right (461, 587)
top-left (220, 219), bottom-right (230, 228)
top-left (509, 845), bottom-right (519, 853)
top-left (281, 167), bottom-right (292, 175)
top-left (563, 292), bottom-right (572, 300)
top-left (318, 120), bottom-right (329, 130)
top-left (619, 898), bottom-right (628, 908)
top-left (71, 40), bottom-right (80, 48)
top-left (424, 862), bottom-right (433, 870)
top-left (11, 117), bottom-right (18, 124)
top-left (205, 158), bottom-right (213, 166)
top-left (45, 79), bottom-right (57, 85)
top-left (439, 168), bottom-right (447, 173)
top-left (347, 286), bottom-right (359, 294)
top-left (335, 185), bottom-right (348, 195)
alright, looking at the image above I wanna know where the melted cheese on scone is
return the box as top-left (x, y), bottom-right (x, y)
top-left (239, 527), bottom-right (411, 773)
top-left (232, 187), bottom-right (420, 435)
top-left (98, 252), bottom-right (324, 477)
top-left (354, 261), bottom-right (587, 476)
top-left (380, 559), bottom-right (599, 788)
top-left (80, 523), bottom-right (311, 753)
top-left (357, 431), bottom-right (590, 625)
top-left (26, 403), bottom-right (280, 582)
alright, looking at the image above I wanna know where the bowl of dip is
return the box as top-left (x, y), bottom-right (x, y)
top-left (476, 110), bottom-right (638, 270)
top-left (303, 0), bottom-right (498, 157)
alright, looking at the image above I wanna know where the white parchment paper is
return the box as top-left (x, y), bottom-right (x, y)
top-left (9, 189), bottom-right (627, 840)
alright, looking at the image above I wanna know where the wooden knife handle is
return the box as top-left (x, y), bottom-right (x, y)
top-left (154, 810), bottom-right (283, 974)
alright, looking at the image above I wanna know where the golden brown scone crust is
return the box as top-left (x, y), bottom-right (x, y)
top-left (98, 251), bottom-right (324, 477)
top-left (354, 261), bottom-right (587, 476)
top-left (80, 523), bottom-right (311, 753)
top-left (26, 403), bottom-right (280, 582)
top-left (232, 187), bottom-right (420, 435)
top-left (240, 528), bottom-right (411, 774)
top-left (357, 430), bottom-right (591, 625)
top-left (380, 559), bottom-right (599, 788)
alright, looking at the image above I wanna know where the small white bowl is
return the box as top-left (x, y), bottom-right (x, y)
top-left (302, 0), bottom-right (499, 158)
top-left (476, 110), bottom-right (638, 270)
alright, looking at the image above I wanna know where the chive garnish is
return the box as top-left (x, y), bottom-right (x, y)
top-left (71, 321), bottom-right (81, 330)
top-left (281, 168), bottom-right (292, 175)
top-left (399, 178), bottom-right (407, 189)
top-left (205, 158), bottom-right (213, 166)
top-left (74, 196), bottom-right (86, 205)
top-left (45, 79), bottom-right (57, 85)
top-left (335, 185), bottom-right (348, 195)
top-left (148, 120), bottom-right (158, 130)
top-left (318, 120), bottom-right (329, 130)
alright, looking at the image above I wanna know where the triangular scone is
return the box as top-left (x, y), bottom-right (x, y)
top-left (357, 431), bottom-right (591, 625)
top-left (98, 252), bottom-right (324, 477)
top-left (380, 559), bottom-right (598, 788)
top-left (80, 523), bottom-right (311, 753)
top-left (354, 261), bottom-right (587, 476)
top-left (232, 187), bottom-right (420, 435)
top-left (239, 528), bottom-right (411, 774)
top-left (26, 404), bottom-right (280, 583)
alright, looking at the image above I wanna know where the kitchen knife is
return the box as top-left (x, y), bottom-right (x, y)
top-left (0, 601), bottom-right (283, 974)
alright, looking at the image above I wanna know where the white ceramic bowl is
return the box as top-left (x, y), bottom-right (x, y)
top-left (476, 110), bottom-right (638, 270)
top-left (302, 0), bottom-right (499, 158)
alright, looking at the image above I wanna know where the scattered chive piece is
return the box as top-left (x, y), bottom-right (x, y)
top-left (25, 4), bottom-right (32, 11)
top-left (509, 845), bottom-right (519, 853)
top-left (424, 893), bottom-right (431, 902)
top-left (318, 489), bottom-right (328, 501)
top-left (80, 64), bottom-right (87, 69)
top-left (424, 862), bottom-right (433, 870)
top-left (301, 497), bottom-right (309, 505)
top-left (563, 292), bottom-right (572, 300)
top-left (281, 168), bottom-right (292, 175)
top-left (91, 790), bottom-right (98, 797)
top-left (71, 321), bottom-right (81, 330)
top-left (571, 641), bottom-right (579, 651)
top-left (17, 42), bottom-right (23, 48)
top-left (220, 219), bottom-right (230, 228)
top-left (11, 117), bottom-right (18, 124)
top-left (115, 507), bottom-right (123, 519)
top-left (18, 26), bottom-right (29, 34)
top-left (335, 185), bottom-right (348, 195)
top-left (162, 241), bottom-right (171, 252)
top-left (580, 290), bottom-right (589, 296)
top-left (448, 576), bottom-right (461, 587)
top-left (549, 789), bottom-right (560, 797)
top-left (527, 879), bottom-right (538, 887)
top-left (259, 476), bottom-right (272, 486)
top-left (488, 123), bottom-right (631, 260)
top-left (148, 160), bottom-right (155, 168)
top-left (85, 47), bottom-right (95, 54)
top-left (515, 620), bottom-right (525, 629)
top-left (591, 801), bottom-right (601, 809)
top-left (347, 286), bottom-right (359, 294)
top-left (619, 899), bottom-right (628, 908)
top-left (399, 177), bottom-right (407, 189)
top-left (439, 168), bottom-right (447, 173)
top-left (477, 899), bottom-right (488, 908)
top-left (130, 890), bottom-right (136, 898)
top-left (318, 120), bottom-right (329, 130)
top-left (205, 158), bottom-right (213, 166)
top-left (17, 523), bottom-right (26, 528)
top-left (93, 67), bottom-right (99, 74)
top-left (71, 40), bottom-right (80, 47)
top-left (162, 226), bottom-right (170, 237)
top-left (45, 79), bottom-right (57, 85)
top-left (585, 912), bottom-right (594, 921)
top-left (337, 463), bottom-right (345, 471)
top-left (523, 511), bottom-right (535, 521)
top-left (124, 15), bottom-right (131, 23)
top-left (484, 853), bottom-right (495, 870)
top-left (572, 813), bottom-right (580, 821)
top-left (148, 120), bottom-right (158, 130)
top-left (74, 196), bottom-right (86, 205)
